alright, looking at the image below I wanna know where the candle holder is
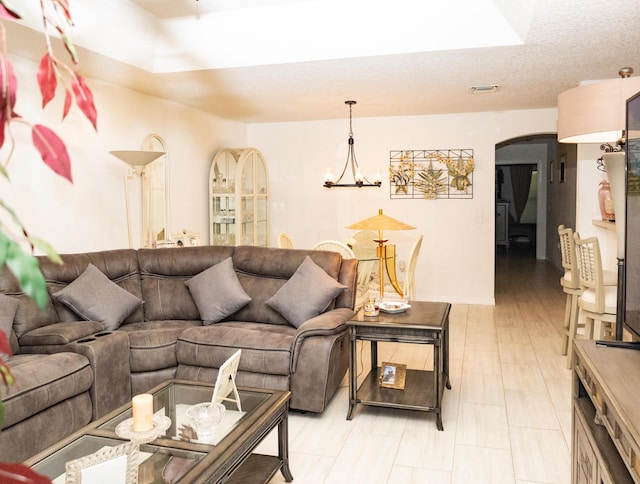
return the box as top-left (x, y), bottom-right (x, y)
top-left (115, 414), bottom-right (172, 444)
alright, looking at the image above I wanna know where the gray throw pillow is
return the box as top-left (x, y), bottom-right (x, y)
top-left (266, 256), bottom-right (347, 328)
top-left (52, 263), bottom-right (143, 331)
top-left (185, 257), bottom-right (251, 325)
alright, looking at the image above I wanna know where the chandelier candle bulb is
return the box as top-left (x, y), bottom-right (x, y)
top-left (324, 168), bottom-right (333, 183)
top-left (132, 394), bottom-right (154, 432)
top-left (374, 169), bottom-right (382, 183)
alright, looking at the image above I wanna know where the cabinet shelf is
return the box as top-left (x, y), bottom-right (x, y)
top-left (209, 148), bottom-right (270, 247)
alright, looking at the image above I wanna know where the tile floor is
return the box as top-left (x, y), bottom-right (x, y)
top-left (260, 244), bottom-right (572, 483)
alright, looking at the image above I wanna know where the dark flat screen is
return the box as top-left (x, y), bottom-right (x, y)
top-left (624, 90), bottom-right (640, 339)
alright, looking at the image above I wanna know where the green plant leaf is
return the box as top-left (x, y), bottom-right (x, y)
top-left (28, 235), bottom-right (62, 265)
top-left (1, 236), bottom-right (48, 309)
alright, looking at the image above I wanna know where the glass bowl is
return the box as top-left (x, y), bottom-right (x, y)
top-left (186, 402), bottom-right (226, 437)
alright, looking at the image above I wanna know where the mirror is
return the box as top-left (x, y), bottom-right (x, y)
top-left (141, 134), bottom-right (170, 248)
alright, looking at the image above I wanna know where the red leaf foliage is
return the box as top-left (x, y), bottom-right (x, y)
top-left (62, 88), bottom-right (71, 120)
top-left (0, 58), bottom-right (17, 149)
top-left (0, 330), bottom-right (11, 357)
top-left (0, 462), bottom-right (51, 483)
top-left (71, 73), bottom-right (97, 129)
top-left (0, 58), bottom-right (17, 114)
top-left (37, 54), bottom-right (56, 109)
top-left (0, 3), bottom-right (20, 20)
top-left (31, 124), bottom-right (72, 182)
top-left (54, 0), bottom-right (72, 22)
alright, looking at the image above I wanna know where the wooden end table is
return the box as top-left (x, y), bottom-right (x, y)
top-left (347, 301), bottom-right (451, 430)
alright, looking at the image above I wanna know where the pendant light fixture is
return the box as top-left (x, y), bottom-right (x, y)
top-left (323, 100), bottom-right (382, 188)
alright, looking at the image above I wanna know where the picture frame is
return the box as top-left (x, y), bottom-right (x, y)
top-left (212, 349), bottom-right (242, 411)
top-left (379, 362), bottom-right (407, 390)
top-left (65, 442), bottom-right (139, 484)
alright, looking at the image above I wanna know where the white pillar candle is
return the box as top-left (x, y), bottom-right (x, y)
top-left (132, 393), bottom-right (154, 432)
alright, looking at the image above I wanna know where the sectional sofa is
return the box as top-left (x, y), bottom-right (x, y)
top-left (0, 245), bottom-right (357, 462)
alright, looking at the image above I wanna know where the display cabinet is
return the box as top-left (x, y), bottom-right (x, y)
top-left (209, 148), bottom-right (269, 247)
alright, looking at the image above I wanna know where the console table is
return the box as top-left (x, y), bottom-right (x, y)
top-left (347, 301), bottom-right (451, 430)
top-left (573, 340), bottom-right (639, 483)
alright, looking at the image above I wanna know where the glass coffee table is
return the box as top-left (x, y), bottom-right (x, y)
top-left (25, 379), bottom-right (293, 483)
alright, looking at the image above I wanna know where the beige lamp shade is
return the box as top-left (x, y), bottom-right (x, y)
top-left (557, 75), bottom-right (640, 144)
top-left (110, 150), bottom-right (165, 167)
top-left (346, 209), bottom-right (415, 231)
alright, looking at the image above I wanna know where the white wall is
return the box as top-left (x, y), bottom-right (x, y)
top-left (0, 54), bottom-right (246, 253)
top-left (576, 144), bottom-right (618, 271)
top-left (249, 108), bottom-right (558, 305)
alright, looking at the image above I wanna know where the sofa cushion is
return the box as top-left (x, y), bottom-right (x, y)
top-left (266, 256), bottom-right (347, 328)
top-left (1, 352), bottom-right (93, 428)
top-left (185, 257), bottom-right (251, 324)
top-left (0, 293), bottom-right (19, 354)
top-left (138, 246), bottom-right (235, 321)
top-left (52, 263), bottom-right (144, 330)
top-left (177, 322), bottom-right (295, 376)
top-left (119, 320), bottom-right (202, 372)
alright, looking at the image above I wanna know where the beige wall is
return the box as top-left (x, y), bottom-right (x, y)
top-left (249, 109), bottom-right (558, 304)
top-left (0, 54), bottom-right (246, 253)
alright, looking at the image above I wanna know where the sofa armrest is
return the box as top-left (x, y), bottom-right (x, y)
top-left (290, 307), bottom-right (354, 372)
top-left (18, 321), bottom-right (104, 349)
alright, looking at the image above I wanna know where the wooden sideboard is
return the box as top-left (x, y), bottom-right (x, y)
top-left (573, 340), bottom-right (640, 483)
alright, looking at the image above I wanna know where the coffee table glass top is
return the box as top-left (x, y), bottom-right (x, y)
top-left (31, 434), bottom-right (205, 483)
top-left (99, 382), bottom-right (270, 446)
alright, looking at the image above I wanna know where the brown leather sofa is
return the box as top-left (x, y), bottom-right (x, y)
top-left (0, 245), bottom-right (357, 462)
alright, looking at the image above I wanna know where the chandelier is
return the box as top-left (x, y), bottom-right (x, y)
top-left (323, 100), bottom-right (381, 188)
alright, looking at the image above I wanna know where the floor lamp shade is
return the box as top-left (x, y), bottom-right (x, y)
top-left (604, 152), bottom-right (626, 259)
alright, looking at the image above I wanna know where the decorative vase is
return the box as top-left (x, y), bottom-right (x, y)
top-left (598, 180), bottom-right (615, 222)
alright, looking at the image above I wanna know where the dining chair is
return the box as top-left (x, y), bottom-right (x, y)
top-left (277, 232), bottom-right (295, 249)
top-left (350, 230), bottom-right (377, 297)
top-left (402, 234), bottom-right (423, 301)
top-left (573, 232), bottom-right (617, 345)
top-left (312, 240), bottom-right (366, 310)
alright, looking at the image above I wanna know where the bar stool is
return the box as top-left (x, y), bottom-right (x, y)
top-left (558, 226), bottom-right (616, 368)
top-left (558, 225), bottom-right (582, 367)
top-left (573, 232), bottom-right (618, 343)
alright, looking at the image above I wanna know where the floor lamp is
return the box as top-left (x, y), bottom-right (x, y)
top-left (557, 67), bottom-right (640, 340)
top-left (346, 209), bottom-right (415, 299)
top-left (110, 150), bottom-right (164, 248)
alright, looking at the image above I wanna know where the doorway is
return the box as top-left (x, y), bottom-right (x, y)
top-left (495, 134), bottom-right (557, 260)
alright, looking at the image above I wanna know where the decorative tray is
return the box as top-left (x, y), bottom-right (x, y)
top-left (379, 302), bottom-right (411, 314)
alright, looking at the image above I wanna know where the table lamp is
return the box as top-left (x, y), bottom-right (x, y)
top-left (346, 209), bottom-right (415, 298)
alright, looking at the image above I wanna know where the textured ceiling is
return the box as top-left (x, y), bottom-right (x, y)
top-left (6, 0), bottom-right (640, 124)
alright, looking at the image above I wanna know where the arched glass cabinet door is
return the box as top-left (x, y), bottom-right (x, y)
top-left (210, 148), bottom-right (269, 246)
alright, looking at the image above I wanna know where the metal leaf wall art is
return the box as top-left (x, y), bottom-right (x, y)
top-left (389, 149), bottom-right (474, 199)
